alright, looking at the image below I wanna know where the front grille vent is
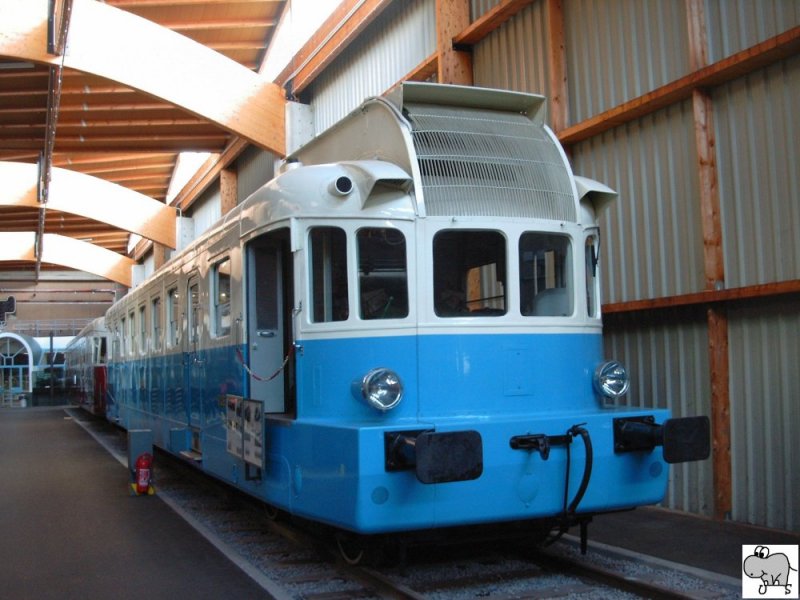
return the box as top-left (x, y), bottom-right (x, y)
top-left (405, 103), bottom-right (576, 221)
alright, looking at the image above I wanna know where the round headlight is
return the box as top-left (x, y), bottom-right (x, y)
top-left (593, 360), bottom-right (630, 399)
top-left (358, 368), bottom-right (403, 412)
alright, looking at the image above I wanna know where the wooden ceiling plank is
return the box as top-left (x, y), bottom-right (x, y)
top-left (0, 161), bottom-right (176, 248)
top-left (164, 19), bottom-right (276, 31)
top-left (1, 0), bottom-right (286, 154)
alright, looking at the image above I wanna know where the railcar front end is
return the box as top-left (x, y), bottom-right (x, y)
top-left (103, 83), bottom-right (709, 547)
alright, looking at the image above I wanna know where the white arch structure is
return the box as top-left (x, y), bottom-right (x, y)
top-left (0, 232), bottom-right (135, 286)
top-left (0, 161), bottom-right (177, 249)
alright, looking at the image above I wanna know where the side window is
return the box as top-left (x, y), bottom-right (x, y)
top-left (93, 336), bottom-right (107, 364)
top-left (138, 305), bottom-right (146, 354)
top-left (212, 258), bottom-right (231, 337)
top-left (119, 318), bottom-right (126, 356)
top-left (113, 325), bottom-right (121, 360)
top-left (189, 282), bottom-right (200, 345)
top-left (167, 287), bottom-right (180, 347)
top-left (519, 233), bottom-right (573, 317)
top-left (357, 228), bottom-right (408, 319)
top-left (151, 296), bottom-right (162, 351)
top-left (128, 311), bottom-right (136, 355)
top-left (433, 230), bottom-right (506, 317)
top-left (310, 227), bottom-right (349, 322)
top-left (585, 235), bottom-right (599, 318)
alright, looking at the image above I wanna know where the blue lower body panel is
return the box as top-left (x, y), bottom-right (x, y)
top-left (282, 409), bottom-right (671, 534)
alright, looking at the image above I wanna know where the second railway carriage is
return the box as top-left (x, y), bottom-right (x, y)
top-left (104, 83), bottom-right (708, 543)
top-left (65, 317), bottom-right (109, 416)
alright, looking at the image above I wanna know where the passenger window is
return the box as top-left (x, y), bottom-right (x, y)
top-left (139, 305), bottom-right (146, 353)
top-left (151, 297), bottom-right (162, 351)
top-left (128, 311), bottom-right (136, 355)
top-left (310, 227), bottom-right (349, 322)
top-left (167, 287), bottom-right (180, 347)
top-left (212, 258), bottom-right (231, 337)
top-left (189, 283), bottom-right (200, 344)
top-left (357, 228), bottom-right (408, 319)
top-left (519, 233), bottom-right (573, 316)
top-left (433, 230), bottom-right (506, 317)
top-left (120, 318), bottom-right (126, 356)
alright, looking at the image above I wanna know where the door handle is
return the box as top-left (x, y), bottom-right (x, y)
top-left (257, 330), bottom-right (276, 338)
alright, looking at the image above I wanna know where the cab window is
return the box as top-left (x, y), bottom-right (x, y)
top-left (357, 228), bottom-right (408, 319)
top-left (519, 233), bottom-right (573, 316)
top-left (310, 227), bottom-right (349, 322)
top-left (434, 230), bottom-right (506, 317)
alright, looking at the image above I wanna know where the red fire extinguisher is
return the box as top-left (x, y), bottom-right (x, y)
top-left (133, 452), bottom-right (154, 495)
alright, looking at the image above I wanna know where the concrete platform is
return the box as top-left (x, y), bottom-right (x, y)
top-left (0, 406), bottom-right (272, 600)
top-left (586, 503), bottom-right (800, 580)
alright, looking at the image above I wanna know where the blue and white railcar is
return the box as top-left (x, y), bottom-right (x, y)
top-left (104, 83), bottom-right (708, 543)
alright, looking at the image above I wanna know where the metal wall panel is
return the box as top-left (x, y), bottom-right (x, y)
top-left (471, 0), bottom-right (502, 21)
top-left (236, 145), bottom-right (276, 202)
top-left (714, 55), bottom-right (800, 289)
top-left (603, 309), bottom-right (714, 516)
top-left (705, 0), bottom-right (800, 63)
top-left (570, 100), bottom-right (706, 304)
top-left (308, 0), bottom-right (436, 135)
top-left (728, 297), bottom-right (800, 531)
top-left (472, 1), bottom-right (550, 101)
top-left (190, 182), bottom-right (221, 239)
top-left (564, 0), bottom-right (690, 124)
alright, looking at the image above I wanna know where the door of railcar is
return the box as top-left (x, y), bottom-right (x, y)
top-left (245, 229), bottom-right (294, 414)
top-left (185, 274), bottom-right (204, 438)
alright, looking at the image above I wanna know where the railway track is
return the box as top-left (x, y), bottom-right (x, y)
top-left (68, 408), bottom-right (739, 600)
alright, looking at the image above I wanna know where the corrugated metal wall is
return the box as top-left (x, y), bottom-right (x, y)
top-left (190, 182), bottom-right (221, 239)
top-left (563, 0), bottom-right (690, 124)
top-left (569, 100), bottom-right (706, 304)
top-left (714, 54), bottom-right (800, 288)
top-left (705, 0), bottom-right (800, 62)
top-left (236, 145), bottom-right (276, 202)
top-left (604, 309), bottom-right (714, 517)
top-left (308, 0), bottom-right (436, 135)
top-left (471, 0), bottom-right (502, 21)
top-left (729, 297), bottom-right (800, 530)
top-left (472, 1), bottom-right (550, 99)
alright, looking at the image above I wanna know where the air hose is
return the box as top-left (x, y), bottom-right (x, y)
top-left (547, 423), bottom-right (593, 547)
top-left (566, 424), bottom-right (593, 514)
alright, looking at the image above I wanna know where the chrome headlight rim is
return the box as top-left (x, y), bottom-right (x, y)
top-left (358, 367), bottom-right (404, 412)
top-left (593, 360), bottom-right (630, 399)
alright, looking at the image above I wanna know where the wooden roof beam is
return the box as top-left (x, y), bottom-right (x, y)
top-left (1, 0), bottom-right (286, 155)
top-left (0, 161), bottom-right (176, 248)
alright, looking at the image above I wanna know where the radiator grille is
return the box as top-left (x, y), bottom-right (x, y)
top-left (405, 103), bottom-right (575, 221)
